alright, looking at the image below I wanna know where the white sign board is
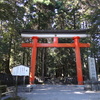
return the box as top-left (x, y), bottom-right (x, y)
top-left (12, 65), bottom-right (29, 76)
top-left (88, 57), bottom-right (97, 81)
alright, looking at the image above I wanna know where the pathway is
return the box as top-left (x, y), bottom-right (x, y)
top-left (18, 85), bottom-right (100, 100)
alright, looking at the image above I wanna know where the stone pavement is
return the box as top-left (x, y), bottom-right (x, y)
top-left (18, 85), bottom-right (100, 100)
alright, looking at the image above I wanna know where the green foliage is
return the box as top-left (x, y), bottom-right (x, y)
top-left (34, 0), bottom-right (51, 5)
top-left (0, 3), bottom-right (14, 20)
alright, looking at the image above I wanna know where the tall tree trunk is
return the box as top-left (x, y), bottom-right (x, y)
top-left (73, 12), bottom-right (76, 29)
top-left (44, 48), bottom-right (47, 77)
top-left (42, 48), bottom-right (45, 80)
top-left (4, 59), bottom-right (11, 74)
top-left (4, 36), bottom-right (12, 74)
top-left (23, 52), bottom-right (25, 65)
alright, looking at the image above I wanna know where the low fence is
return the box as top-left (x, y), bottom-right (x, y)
top-left (0, 85), bottom-right (16, 100)
top-left (0, 73), bottom-right (29, 86)
top-left (0, 73), bottom-right (15, 86)
top-left (0, 73), bottom-right (80, 85)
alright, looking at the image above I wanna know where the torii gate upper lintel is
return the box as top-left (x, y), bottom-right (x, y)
top-left (21, 29), bottom-right (90, 85)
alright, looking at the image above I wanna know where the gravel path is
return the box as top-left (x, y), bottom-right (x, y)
top-left (18, 85), bottom-right (100, 100)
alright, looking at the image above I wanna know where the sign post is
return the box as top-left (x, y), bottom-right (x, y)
top-left (12, 65), bottom-right (29, 94)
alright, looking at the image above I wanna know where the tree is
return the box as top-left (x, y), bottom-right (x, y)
top-left (0, 0), bottom-right (99, 83)
top-left (0, 0), bottom-right (26, 73)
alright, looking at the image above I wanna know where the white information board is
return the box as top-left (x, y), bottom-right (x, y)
top-left (88, 57), bottom-right (97, 81)
top-left (12, 65), bottom-right (29, 76)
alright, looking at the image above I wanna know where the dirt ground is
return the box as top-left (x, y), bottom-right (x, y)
top-left (18, 84), bottom-right (100, 100)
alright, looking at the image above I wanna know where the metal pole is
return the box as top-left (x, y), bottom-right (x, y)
top-left (15, 76), bottom-right (18, 96)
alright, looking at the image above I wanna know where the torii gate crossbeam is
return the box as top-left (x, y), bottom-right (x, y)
top-left (22, 36), bottom-right (90, 85)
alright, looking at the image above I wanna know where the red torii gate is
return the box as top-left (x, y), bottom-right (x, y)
top-left (21, 29), bottom-right (90, 85)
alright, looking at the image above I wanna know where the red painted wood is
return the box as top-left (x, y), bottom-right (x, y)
top-left (79, 43), bottom-right (90, 47)
top-left (22, 43), bottom-right (32, 47)
top-left (30, 37), bottom-right (38, 84)
top-left (37, 43), bottom-right (75, 47)
top-left (22, 43), bottom-right (90, 48)
top-left (73, 36), bottom-right (83, 85)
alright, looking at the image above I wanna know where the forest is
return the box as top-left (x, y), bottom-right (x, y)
top-left (0, 0), bottom-right (100, 83)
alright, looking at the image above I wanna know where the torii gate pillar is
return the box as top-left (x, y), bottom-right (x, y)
top-left (30, 37), bottom-right (38, 84)
top-left (73, 37), bottom-right (83, 85)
